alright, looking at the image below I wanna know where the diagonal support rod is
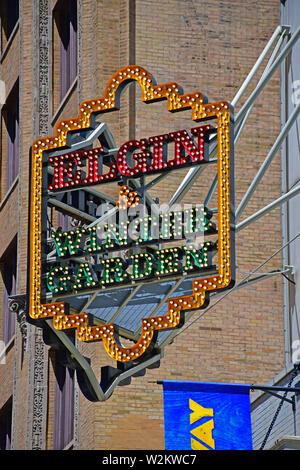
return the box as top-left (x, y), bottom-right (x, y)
top-left (235, 25), bottom-right (300, 127)
top-left (105, 284), bottom-right (143, 325)
top-left (236, 102), bottom-right (300, 222)
top-left (172, 26), bottom-right (290, 210)
top-left (231, 25), bottom-right (288, 107)
top-left (236, 183), bottom-right (300, 232)
top-left (205, 27), bottom-right (289, 208)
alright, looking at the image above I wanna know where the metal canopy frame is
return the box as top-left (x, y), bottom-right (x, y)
top-left (23, 23), bottom-right (300, 401)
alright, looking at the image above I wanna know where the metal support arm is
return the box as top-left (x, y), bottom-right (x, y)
top-left (236, 183), bottom-right (300, 232)
top-left (250, 384), bottom-right (300, 409)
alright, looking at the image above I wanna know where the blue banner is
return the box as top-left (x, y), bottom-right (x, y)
top-left (163, 381), bottom-right (252, 450)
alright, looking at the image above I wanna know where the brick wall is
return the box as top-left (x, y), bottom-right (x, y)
top-left (76, 0), bottom-right (284, 450)
top-left (0, 0), bottom-right (285, 450)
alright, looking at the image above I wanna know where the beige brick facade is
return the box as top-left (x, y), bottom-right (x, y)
top-left (0, 0), bottom-right (286, 450)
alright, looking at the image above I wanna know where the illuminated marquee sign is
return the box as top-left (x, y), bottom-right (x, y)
top-left (28, 65), bottom-right (234, 364)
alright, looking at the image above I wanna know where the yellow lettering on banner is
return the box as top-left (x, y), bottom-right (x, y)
top-left (191, 420), bottom-right (215, 450)
top-left (191, 438), bottom-right (210, 450)
top-left (189, 399), bottom-right (215, 450)
top-left (189, 399), bottom-right (213, 424)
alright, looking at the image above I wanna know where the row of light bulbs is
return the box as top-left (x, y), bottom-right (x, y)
top-left (47, 124), bottom-right (212, 191)
top-left (47, 242), bottom-right (215, 294)
top-left (50, 206), bottom-right (215, 258)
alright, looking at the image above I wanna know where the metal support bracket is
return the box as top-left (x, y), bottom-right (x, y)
top-left (250, 383), bottom-right (300, 411)
top-left (8, 294), bottom-right (164, 402)
top-left (284, 265), bottom-right (295, 276)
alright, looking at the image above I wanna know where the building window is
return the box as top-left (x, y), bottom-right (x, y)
top-left (3, 80), bottom-right (19, 191)
top-left (54, 0), bottom-right (78, 103)
top-left (1, 238), bottom-right (17, 345)
top-left (0, 398), bottom-right (12, 450)
top-left (57, 211), bottom-right (72, 232)
top-left (0, 0), bottom-right (19, 53)
top-left (53, 350), bottom-right (74, 450)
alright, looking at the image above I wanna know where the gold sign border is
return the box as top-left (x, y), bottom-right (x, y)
top-left (29, 65), bottom-right (233, 362)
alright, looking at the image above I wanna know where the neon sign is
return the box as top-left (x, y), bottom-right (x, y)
top-left (28, 65), bottom-right (234, 363)
top-left (48, 125), bottom-right (210, 190)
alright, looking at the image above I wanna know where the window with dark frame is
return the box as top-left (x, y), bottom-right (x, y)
top-left (53, 349), bottom-right (75, 450)
top-left (54, 0), bottom-right (78, 103)
top-left (0, 0), bottom-right (19, 52)
top-left (57, 211), bottom-right (72, 232)
top-left (1, 237), bottom-right (17, 345)
top-left (0, 398), bottom-right (12, 450)
top-left (3, 80), bottom-right (19, 191)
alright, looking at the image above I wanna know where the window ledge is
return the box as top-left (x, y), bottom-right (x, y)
top-left (0, 20), bottom-right (20, 64)
top-left (0, 176), bottom-right (19, 212)
top-left (51, 76), bottom-right (78, 126)
top-left (63, 439), bottom-right (74, 450)
top-left (0, 335), bottom-right (15, 363)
